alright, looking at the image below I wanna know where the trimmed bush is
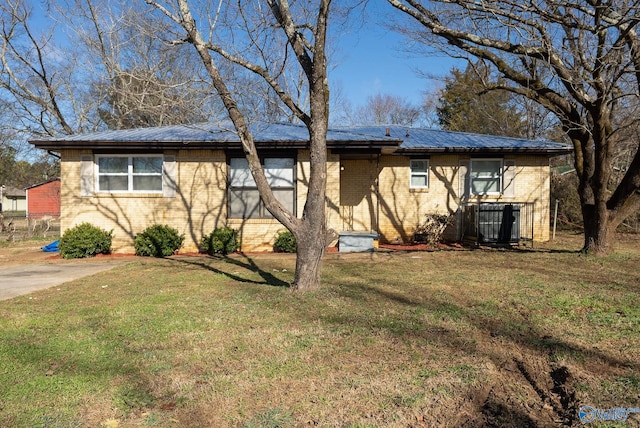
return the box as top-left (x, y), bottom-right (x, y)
top-left (201, 227), bottom-right (239, 255)
top-left (273, 230), bottom-right (296, 253)
top-left (134, 224), bottom-right (184, 257)
top-left (59, 222), bottom-right (113, 259)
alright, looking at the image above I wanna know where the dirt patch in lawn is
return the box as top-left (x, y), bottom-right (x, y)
top-left (0, 239), bottom-right (137, 267)
top-left (0, 239), bottom-right (60, 267)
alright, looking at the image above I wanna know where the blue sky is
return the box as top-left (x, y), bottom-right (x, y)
top-left (328, 3), bottom-right (462, 109)
top-left (28, 0), bottom-right (459, 114)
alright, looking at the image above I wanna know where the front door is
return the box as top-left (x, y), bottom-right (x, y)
top-left (339, 159), bottom-right (378, 232)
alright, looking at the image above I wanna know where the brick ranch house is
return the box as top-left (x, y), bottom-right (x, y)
top-left (30, 122), bottom-right (571, 253)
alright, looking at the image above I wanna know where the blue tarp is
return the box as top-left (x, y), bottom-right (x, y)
top-left (42, 240), bottom-right (60, 252)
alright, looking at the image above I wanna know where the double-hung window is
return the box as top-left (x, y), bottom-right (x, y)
top-left (410, 159), bottom-right (429, 188)
top-left (96, 155), bottom-right (163, 193)
top-left (470, 159), bottom-right (502, 195)
top-left (229, 157), bottom-right (295, 219)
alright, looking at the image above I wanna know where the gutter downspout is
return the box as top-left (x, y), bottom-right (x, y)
top-left (47, 151), bottom-right (61, 160)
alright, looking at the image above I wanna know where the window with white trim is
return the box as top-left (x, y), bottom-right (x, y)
top-left (410, 159), bottom-right (429, 188)
top-left (96, 155), bottom-right (163, 193)
top-left (229, 157), bottom-right (295, 219)
top-left (470, 159), bottom-right (502, 195)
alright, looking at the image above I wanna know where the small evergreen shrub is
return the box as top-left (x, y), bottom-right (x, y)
top-left (134, 224), bottom-right (184, 257)
top-left (59, 222), bottom-right (113, 259)
top-left (201, 227), bottom-right (239, 255)
top-left (273, 230), bottom-right (296, 253)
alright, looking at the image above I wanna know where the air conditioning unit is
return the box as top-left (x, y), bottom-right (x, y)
top-left (476, 203), bottom-right (521, 244)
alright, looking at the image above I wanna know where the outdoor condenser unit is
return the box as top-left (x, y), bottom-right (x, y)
top-left (476, 203), bottom-right (521, 244)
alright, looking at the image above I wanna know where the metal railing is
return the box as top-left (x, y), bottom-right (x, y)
top-left (462, 202), bottom-right (535, 246)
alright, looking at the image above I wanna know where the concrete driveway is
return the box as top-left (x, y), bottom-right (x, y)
top-left (0, 260), bottom-right (131, 301)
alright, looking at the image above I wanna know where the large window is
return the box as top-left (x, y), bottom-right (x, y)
top-left (410, 159), bottom-right (429, 188)
top-left (229, 157), bottom-right (295, 219)
top-left (96, 155), bottom-right (163, 193)
top-left (470, 159), bottom-right (502, 195)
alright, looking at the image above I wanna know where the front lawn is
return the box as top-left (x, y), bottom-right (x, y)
top-left (1, 233), bottom-right (638, 427)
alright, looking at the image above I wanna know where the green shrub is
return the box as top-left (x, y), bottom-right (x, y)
top-left (134, 224), bottom-right (184, 257)
top-left (201, 227), bottom-right (239, 255)
top-left (273, 230), bottom-right (296, 253)
top-left (59, 222), bottom-right (113, 259)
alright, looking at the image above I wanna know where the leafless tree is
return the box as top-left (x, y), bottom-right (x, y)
top-left (388, 0), bottom-right (640, 254)
top-left (58, 0), bottom-right (220, 129)
top-left (420, 89), bottom-right (441, 128)
top-left (338, 92), bottom-right (422, 126)
top-left (361, 92), bottom-right (422, 125)
top-left (144, 0), bottom-right (334, 290)
top-left (0, 0), bottom-right (77, 137)
top-left (0, 0), bottom-right (220, 139)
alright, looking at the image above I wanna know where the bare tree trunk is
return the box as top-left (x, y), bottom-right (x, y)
top-left (148, 0), bottom-right (332, 290)
top-left (581, 203), bottom-right (612, 254)
top-left (293, 221), bottom-right (326, 290)
top-left (578, 112), bottom-right (616, 254)
top-left (290, 7), bottom-right (331, 289)
top-left (387, 0), bottom-right (640, 256)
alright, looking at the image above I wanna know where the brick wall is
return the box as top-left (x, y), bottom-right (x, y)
top-left (347, 154), bottom-right (551, 243)
top-left (59, 149), bottom-right (342, 253)
top-left (60, 149), bottom-right (227, 253)
top-left (59, 149), bottom-right (551, 253)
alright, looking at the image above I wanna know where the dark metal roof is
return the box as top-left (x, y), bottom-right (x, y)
top-left (343, 126), bottom-right (573, 154)
top-left (30, 121), bottom-right (573, 155)
top-left (29, 121), bottom-right (403, 151)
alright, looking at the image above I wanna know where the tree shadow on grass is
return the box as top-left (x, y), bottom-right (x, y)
top-left (169, 253), bottom-right (291, 288)
top-left (307, 279), bottom-right (637, 426)
top-left (340, 281), bottom-right (638, 372)
top-left (465, 244), bottom-right (582, 255)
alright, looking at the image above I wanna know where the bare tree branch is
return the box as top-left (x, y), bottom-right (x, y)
top-left (145, 0), bottom-right (333, 289)
top-left (388, 0), bottom-right (640, 253)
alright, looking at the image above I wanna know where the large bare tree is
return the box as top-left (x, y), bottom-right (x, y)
top-left (388, 0), bottom-right (640, 254)
top-left (144, 0), bottom-right (332, 290)
top-left (55, 0), bottom-right (220, 129)
top-left (0, 0), bottom-right (77, 137)
top-left (0, 0), bottom-right (219, 138)
top-left (353, 92), bottom-right (422, 126)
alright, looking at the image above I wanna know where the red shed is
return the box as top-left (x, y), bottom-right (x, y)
top-left (26, 178), bottom-right (61, 219)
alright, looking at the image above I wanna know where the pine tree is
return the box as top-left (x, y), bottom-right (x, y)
top-left (437, 64), bottom-right (525, 137)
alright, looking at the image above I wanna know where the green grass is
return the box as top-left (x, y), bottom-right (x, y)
top-left (0, 235), bottom-right (639, 427)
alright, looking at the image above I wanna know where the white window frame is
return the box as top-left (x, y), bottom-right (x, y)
top-left (470, 158), bottom-right (503, 195)
top-left (410, 159), bottom-right (430, 189)
top-left (95, 154), bottom-right (164, 193)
